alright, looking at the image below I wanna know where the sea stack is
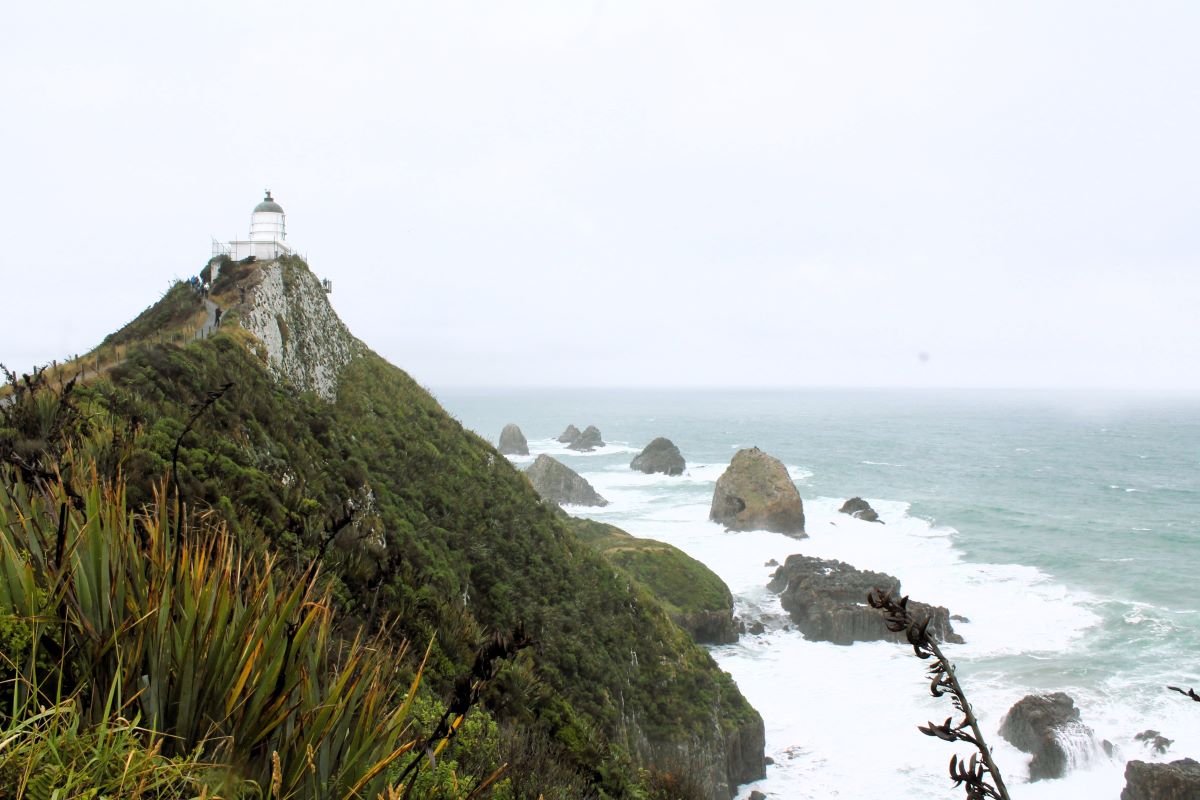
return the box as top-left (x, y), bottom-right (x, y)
top-left (525, 455), bottom-right (608, 507)
top-left (630, 437), bottom-right (686, 476)
top-left (557, 424), bottom-right (582, 444)
top-left (710, 447), bottom-right (805, 536)
top-left (497, 423), bottom-right (529, 455)
top-left (1000, 693), bottom-right (1096, 781)
top-left (567, 425), bottom-right (604, 452)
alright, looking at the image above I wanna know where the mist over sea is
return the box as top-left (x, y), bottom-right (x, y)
top-left (437, 388), bottom-right (1200, 798)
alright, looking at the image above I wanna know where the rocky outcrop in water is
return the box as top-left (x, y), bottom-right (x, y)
top-left (1136, 730), bottom-right (1174, 755)
top-left (525, 455), bottom-right (607, 507)
top-left (567, 425), bottom-right (604, 452)
top-left (1000, 692), bottom-right (1095, 781)
top-left (839, 496), bottom-right (881, 523)
top-left (557, 424), bottom-right (581, 443)
top-left (710, 448), bottom-right (805, 535)
top-left (767, 554), bottom-right (961, 645)
top-left (497, 423), bottom-right (529, 455)
top-left (1121, 758), bottom-right (1200, 800)
top-left (631, 437), bottom-right (686, 476)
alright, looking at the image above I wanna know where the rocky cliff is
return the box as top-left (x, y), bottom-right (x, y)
top-left (238, 257), bottom-right (362, 401)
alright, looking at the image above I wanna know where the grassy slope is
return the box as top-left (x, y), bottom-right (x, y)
top-left (84, 307), bottom-right (758, 794)
top-left (571, 519), bottom-right (733, 621)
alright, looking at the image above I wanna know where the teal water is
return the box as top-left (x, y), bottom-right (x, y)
top-left (436, 388), bottom-right (1200, 797)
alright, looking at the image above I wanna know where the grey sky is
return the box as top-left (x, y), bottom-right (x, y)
top-left (3, 2), bottom-right (1198, 390)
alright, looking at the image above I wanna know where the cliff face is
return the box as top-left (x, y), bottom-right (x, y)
top-left (240, 258), bottom-right (361, 400)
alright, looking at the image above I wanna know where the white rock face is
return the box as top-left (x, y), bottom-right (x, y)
top-left (241, 260), bottom-right (361, 401)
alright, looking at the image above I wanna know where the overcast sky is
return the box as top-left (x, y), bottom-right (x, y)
top-left (2, 2), bottom-right (1198, 390)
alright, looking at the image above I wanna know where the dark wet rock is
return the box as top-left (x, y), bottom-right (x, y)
top-left (748, 620), bottom-right (766, 635)
top-left (679, 610), bottom-right (739, 646)
top-left (524, 455), bottom-right (607, 507)
top-left (567, 424), bottom-right (604, 452)
top-left (768, 554), bottom-right (962, 645)
top-left (838, 496), bottom-right (882, 523)
top-left (710, 447), bottom-right (805, 536)
top-left (1122, 758), bottom-right (1200, 799)
top-left (497, 423), bottom-right (529, 455)
top-left (557, 424), bottom-right (581, 443)
top-left (750, 792), bottom-right (767, 800)
top-left (630, 437), bottom-right (686, 476)
top-left (1135, 730), bottom-right (1174, 755)
top-left (951, 614), bottom-right (971, 623)
top-left (1000, 692), bottom-right (1095, 781)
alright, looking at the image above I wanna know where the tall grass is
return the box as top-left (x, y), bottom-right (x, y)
top-left (0, 470), bottom-right (422, 799)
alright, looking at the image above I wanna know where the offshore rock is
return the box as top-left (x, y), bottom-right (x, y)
top-left (631, 437), bottom-right (686, 476)
top-left (524, 455), bottom-right (607, 507)
top-left (497, 423), bottom-right (529, 455)
top-left (710, 447), bottom-right (805, 535)
top-left (557, 424), bottom-right (582, 443)
top-left (1122, 758), bottom-right (1200, 800)
top-left (1000, 692), bottom-right (1094, 781)
top-left (768, 554), bottom-right (962, 645)
top-left (1135, 730), bottom-right (1174, 755)
top-left (839, 496), bottom-right (882, 523)
top-left (567, 425), bottom-right (605, 452)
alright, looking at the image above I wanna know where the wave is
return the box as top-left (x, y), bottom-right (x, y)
top-left (563, 459), bottom-right (1192, 799)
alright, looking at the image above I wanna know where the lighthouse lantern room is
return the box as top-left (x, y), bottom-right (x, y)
top-left (213, 191), bottom-right (295, 263)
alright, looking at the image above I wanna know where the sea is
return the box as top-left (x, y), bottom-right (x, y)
top-left (435, 388), bottom-right (1200, 799)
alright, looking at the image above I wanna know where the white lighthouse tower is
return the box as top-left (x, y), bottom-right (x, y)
top-left (214, 191), bottom-right (295, 262)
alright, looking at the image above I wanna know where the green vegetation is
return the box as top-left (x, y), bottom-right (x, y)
top-left (1, 257), bottom-right (762, 798)
top-left (0, 469), bottom-right (423, 798)
top-left (571, 519), bottom-right (733, 621)
top-left (101, 280), bottom-right (206, 348)
top-left (0, 699), bottom-right (231, 799)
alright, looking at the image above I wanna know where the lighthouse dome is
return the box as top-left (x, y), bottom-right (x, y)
top-left (254, 192), bottom-right (284, 214)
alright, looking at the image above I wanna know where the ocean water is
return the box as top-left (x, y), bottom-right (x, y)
top-left (436, 388), bottom-right (1200, 799)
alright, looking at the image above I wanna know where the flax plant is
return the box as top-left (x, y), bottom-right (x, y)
top-left (0, 468), bottom-right (423, 799)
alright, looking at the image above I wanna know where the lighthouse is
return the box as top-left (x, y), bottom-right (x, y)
top-left (249, 191), bottom-right (287, 255)
top-left (213, 191), bottom-right (295, 263)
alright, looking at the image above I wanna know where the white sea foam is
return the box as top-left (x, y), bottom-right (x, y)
top-left (565, 460), bottom-right (1165, 799)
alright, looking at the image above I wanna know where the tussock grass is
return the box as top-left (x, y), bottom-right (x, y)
top-left (0, 470), bottom-right (425, 799)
